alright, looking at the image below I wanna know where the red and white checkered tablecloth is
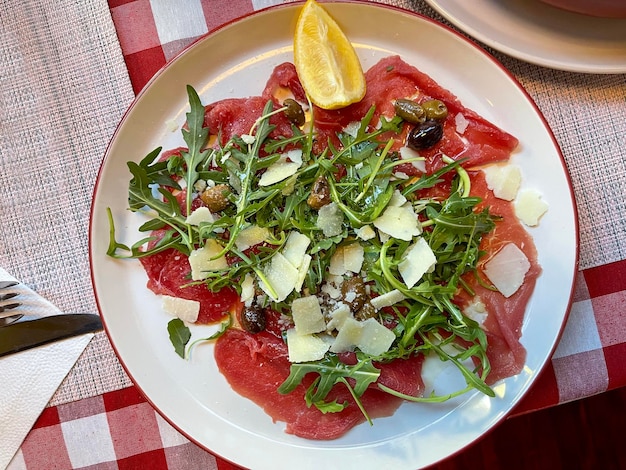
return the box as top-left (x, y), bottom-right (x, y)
top-left (13, 387), bottom-right (233, 470)
top-left (6, 0), bottom-right (626, 469)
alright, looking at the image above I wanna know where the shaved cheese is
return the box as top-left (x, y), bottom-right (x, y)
top-left (240, 273), bottom-right (255, 307)
top-left (234, 225), bottom-right (270, 251)
top-left (162, 295), bottom-right (200, 323)
top-left (295, 254), bottom-right (311, 292)
top-left (463, 298), bottom-right (488, 327)
top-left (185, 206), bottom-right (215, 226)
top-left (330, 317), bottom-right (362, 353)
top-left (388, 189), bottom-right (407, 207)
top-left (328, 243), bottom-right (364, 276)
top-left (316, 202), bottom-right (344, 237)
top-left (241, 134), bottom-right (256, 145)
top-left (483, 164), bottom-right (522, 201)
top-left (292, 296), bottom-right (326, 335)
top-left (325, 303), bottom-right (352, 331)
top-left (399, 146), bottom-right (426, 173)
top-left (282, 231), bottom-right (311, 269)
top-left (277, 231), bottom-right (312, 293)
top-left (483, 243), bottom-right (530, 298)
top-left (328, 247), bottom-right (345, 275)
top-left (343, 121), bottom-right (361, 138)
top-left (355, 224), bottom-right (376, 241)
top-left (285, 148), bottom-right (303, 165)
top-left (343, 244), bottom-right (364, 272)
top-left (329, 317), bottom-right (395, 356)
top-left (398, 237), bottom-right (437, 288)
top-left (356, 318), bottom-right (396, 356)
top-left (321, 279), bottom-right (342, 299)
top-left (287, 329), bottom-right (330, 362)
top-left (373, 203), bottom-right (421, 241)
top-left (514, 188), bottom-right (549, 226)
top-left (455, 113), bottom-right (469, 134)
top-left (193, 179), bottom-right (207, 193)
top-left (188, 239), bottom-right (228, 280)
top-left (259, 155), bottom-right (301, 186)
top-left (258, 252), bottom-right (299, 302)
top-left (370, 289), bottom-right (406, 310)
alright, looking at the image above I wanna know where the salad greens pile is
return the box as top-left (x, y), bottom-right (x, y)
top-left (107, 85), bottom-right (499, 421)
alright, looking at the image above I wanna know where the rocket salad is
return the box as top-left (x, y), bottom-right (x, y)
top-left (107, 80), bottom-right (505, 422)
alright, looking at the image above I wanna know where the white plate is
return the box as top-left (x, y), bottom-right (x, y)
top-left (424, 0), bottom-right (626, 73)
top-left (90, 3), bottom-right (578, 469)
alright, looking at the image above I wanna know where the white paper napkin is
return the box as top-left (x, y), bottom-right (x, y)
top-left (0, 268), bottom-right (94, 469)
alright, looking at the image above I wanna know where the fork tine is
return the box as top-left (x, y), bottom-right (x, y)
top-left (0, 291), bottom-right (19, 302)
top-left (0, 303), bottom-right (21, 318)
top-left (0, 281), bottom-right (19, 304)
top-left (0, 282), bottom-right (23, 325)
top-left (0, 281), bottom-right (19, 289)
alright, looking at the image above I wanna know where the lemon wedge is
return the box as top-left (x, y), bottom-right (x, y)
top-left (294, 0), bottom-right (366, 110)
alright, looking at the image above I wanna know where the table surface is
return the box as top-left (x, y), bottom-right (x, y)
top-left (1, 0), bottom-right (625, 469)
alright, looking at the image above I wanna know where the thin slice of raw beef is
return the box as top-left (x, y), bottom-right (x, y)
top-left (214, 329), bottom-right (424, 440)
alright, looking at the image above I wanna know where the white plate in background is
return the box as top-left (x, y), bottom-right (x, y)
top-left (425, 0), bottom-right (626, 73)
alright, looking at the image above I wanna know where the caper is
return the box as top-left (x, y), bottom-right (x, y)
top-left (355, 302), bottom-right (376, 321)
top-left (307, 175), bottom-right (331, 209)
top-left (407, 120), bottom-right (444, 150)
top-left (240, 304), bottom-right (266, 334)
top-left (340, 276), bottom-right (367, 313)
top-left (393, 98), bottom-right (425, 124)
top-left (421, 99), bottom-right (448, 121)
top-left (283, 98), bottom-right (305, 127)
top-left (200, 184), bottom-right (230, 212)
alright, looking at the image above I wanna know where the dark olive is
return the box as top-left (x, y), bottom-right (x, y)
top-left (422, 99), bottom-right (448, 121)
top-left (340, 276), bottom-right (368, 313)
top-left (393, 98), bottom-right (425, 124)
top-left (307, 175), bottom-right (331, 209)
top-left (200, 184), bottom-right (230, 212)
top-left (407, 120), bottom-right (444, 150)
top-left (355, 302), bottom-right (376, 321)
top-left (283, 99), bottom-right (305, 127)
top-left (240, 304), bottom-right (266, 334)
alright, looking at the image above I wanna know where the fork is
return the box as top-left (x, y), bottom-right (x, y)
top-left (0, 281), bottom-right (23, 326)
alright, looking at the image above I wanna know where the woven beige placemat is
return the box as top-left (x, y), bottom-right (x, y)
top-left (0, 0), bottom-right (134, 404)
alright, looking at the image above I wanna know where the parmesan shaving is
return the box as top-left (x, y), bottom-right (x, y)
top-left (514, 188), bottom-right (549, 226)
top-left (483, 243), bottom-right (530, 298)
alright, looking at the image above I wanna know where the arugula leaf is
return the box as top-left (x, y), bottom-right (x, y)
top-left (168, 318), bottom-right (191, 359)
top-left (278, 353), bottom-right (381, 404)
top-left (181, 85), bottom-right (211, 227)
top-left (309, 397), bottom-right (348, 414)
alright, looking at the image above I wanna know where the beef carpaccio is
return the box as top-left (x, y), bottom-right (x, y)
top-left (119, 55), bottom-right (541, 440)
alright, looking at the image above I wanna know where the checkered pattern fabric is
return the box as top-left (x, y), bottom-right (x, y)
top-left (3, 0), bottom-right (626, 468)
top-left (108, 0), bottom-right (275, 94)
top-left (10, 388), bottom-right (224, 470)
top-left (514, 259), bottom-right (626, 414)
